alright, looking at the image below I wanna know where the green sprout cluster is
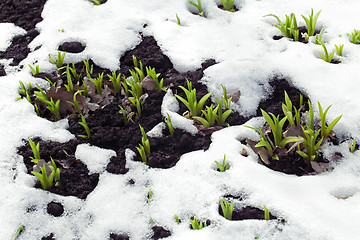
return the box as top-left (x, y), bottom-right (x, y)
top-left (136, 125), bottom-right (150, 164)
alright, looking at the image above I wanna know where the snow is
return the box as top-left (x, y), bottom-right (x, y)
top-left (1, 0), bottom-right (360, 239)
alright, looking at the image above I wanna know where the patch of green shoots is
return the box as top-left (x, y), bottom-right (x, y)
top-left (350, 29), bottom-right (360, 44)
top-left (28, 137), bottom-right (40, 164)
top-left (17, 81), bottom-right (33, 103)
top-left (301, 9), bottom-right (322, 37)
top-left (147, 188), bottom-right (153, 203)
top-left (193, 104), bottom-right (218, 128)
top-left (318, 102), bottom-right (342, 139)
top-left (139, 124), bottom-right (150, 155)
top-left (65, 65), bottom-right (74, 93)
top-left (49, 51), bottom-right (66, 69)
top-left (118, 105), bottom-right (129, 124)
top-left (189, 0), bottom-right (204, 17)
top-left (81, 78), bottom-right (89, 97)
top-left (90, 72), bottom-right (104, 94)
top-left (69, 62), bottom-right (81, 82)
top-left (67, 90), bottom-right (83, 115)
top-left (165, 113), bottom-right (174, 136)
top-left (174, 215), bottom-right (180, 223)
top-left (83, 56), bottom-right (93, 78)
top-left (78, 115), bottom-right (91, 139)
top-left (34, 84), bottom-right (61, 120)
top-left (107, 72), bottom-right (121, 93)
top-left (316, 40), bottom-right (335, 63)
top-left (146, 66), bottom-right (164, 91)
top-left (127, 77), bottom-right (143, 99)
top-left (175, 79), bottom-right (213, 117)
top-left (307, 100), bottom-right (315, 130)
top-left (264, 13), bottom-right (298, 40)
top-left (215, 154), bottom-right (230, 172)
top-left (282, 91), bottom-right (303, 126)
top-left (190, 217), bottom-right (207, 230)
top-left (136, 144), bottom-right (147, 164)
top-left (220, 0), bottom-right (235, 12)
top-left (93, 0), bottom-right (101, 5)
top-left (335, 44), bottom-right (344, 56)
top-left (315, 28), bottom-right (324, 45)
top-left (215, 98), bottom-right (232, 127)
top-left (12, 225), bottom-right (24, 240)
top-left (132, 55), bottom-right (144, 81)
top-left (296, 127), bottom-right (323, 161)
top-left (219, 197), bottom-right (233, 220)
top-left (31, 158), bottom-right (60, 190)
top-left (29, 65), bottom-right (40, 75)
top-left (176, 14), bottom-right (181, 26)
top-left (129, 95), bottom-right (143, 118)
top-left (350, 138), bottom-right (357, 152)
top-left (264, 205), bottom-right (270, 220)
top-left (221, 85), bottom-right (231, 110)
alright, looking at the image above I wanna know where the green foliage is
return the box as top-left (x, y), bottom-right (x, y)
top-left (215, 155), bottom-right (230, 172)
top-left (350, 138), bottom-right (357, 152)
top-left (176, 14), bottom-right (181, 26)
top-left (28, 137), bottom-right (40, 164)
top-left (90, 72), bottom-right (104, 94)
top-left (315, 28), bottom-right (324, 45)
top-left (69, 62), bottom-right (81, 82)
top-left (307, 100), bottom-right (315, 130)
top-left (107, 72), bottom-right (122, 93)
top-left (34, 84), bottom-right (61, 120)
top-left (174, 215), bottom-right (180, 223)
top-left (193, 104), bottom-right (218, 128)
top-left (318, 102), bottom-right (342, 139)
top-left (189, 0), bottom-right (204, 16)
top-left (282, 91), bottom-right (303, 126)
top-left (29, 65), bottom-right (40, 75)
top-left (147, 188), bottom-right (153, 203)
top-left (219, 197), bottom-right (234, 220)
top-left (17, 81), bottom-right (33, 103)
top-left (175, 79), bottom-right (213, 117)
top-left (31, 158), bottom-right (60, 190)
top-left (78, 115), bottom-right (91, 139)
top-left (264, 205), bottom-right (270, 220)
top-left (301, 9), bottom-right (322, 37)
top-left (137, 125), bottom-right (150, 164)
top-left (221, 85), bottom-right (232, 110)
top-left (146, 66), bottom-right (164, 90)
top-left (350, 29), bottom-right (360, 44)
top-left (264, 13), bottom-right (298, 40)
top-left (67, 90), bottom-right (83, 115)
top-left (12, 225), bottom-right (24, 240)
top-left (93, 0), bottom-right (102, 5)
top-left (296, 127), bottom-right (323, 161)
top-left (132, 55), bottom-right (144, 80)
top-left (83, 56), bottom-right (93, 78)
top-left (220, 0), bottom-right (235, 12)
top-left (335, 44), bottom-right (344, 56)
top-left (118, 105), bottom-right (129, 124)
top-left (215, 98), bottom-right (232, 127)
top-left (65, 65), bottom-right (74, 92)
top-left (190, 217), bottom-right (207, 230)
top-left (49, 51), bottom-right (66, 69)
top-left (316, 40), bottom-right (335, 63)
top-left (165, 113), bottom-right (174, 136)
top-left (136, 144), bottom-right (147, 164)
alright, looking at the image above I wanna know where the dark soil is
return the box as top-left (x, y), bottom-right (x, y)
top-left (47, 201), bottom-right (64, 217)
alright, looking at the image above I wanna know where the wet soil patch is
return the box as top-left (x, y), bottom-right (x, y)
top-left (47, 201), bottom-right (64, 217)
top-left (109, 233), bottom-right (130, 240)
top-left (151, 226), bottom-right (172, 239)
top-left (58, 41), bottom-right (86, 53)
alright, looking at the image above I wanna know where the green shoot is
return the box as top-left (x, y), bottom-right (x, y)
top-left (245, 125), bottom-right (275, 158)
top-left (315, 28), bottom-right (324, 45)
top-left (165, 113), bottom-right (174, 136)
top-left (215, 154), bottom-right (230, 172)
top-left (118, 105), bottom-right (129, 124)
top-left (316, 40), bottom-right (335, 63)
top-left (350, 138), bottom-right (357, 152)
top-left (301, 9), bottom-right (322, 37)
top-left (65, 65), bottom-right (74, 93)
top-left (132, 55), bottom-right (144, 81)
top-left (221, 85), bottom-right (232, 110)
top-left (49, 51), bottom-right (66, 69)
top-left (45, 77), bottom-right (56, 87)
top-left (215, 98), bottom-right (232, 127)
top-left (67, 90), bottom-right (84, 115)
top-left (176, 14), bottom-right (181, 26)
top-left (78, 115), bottom-right (91, 139)
top-left (93, 0), bottom-right (101, 5)
top-left (146, 66), bottom-right (164, 91)
top-left (31, 163), bottom-right (54, 190)
top-left (219, 197), bottom-right (233, 220)
top-left (90, 72), bottom-right (104, 94)
top-left (307, 100), bottom-right (315, 130)
top-left (264, 205), bottom-right (270, 220)
top-left (29, 65), bottom-right (40, 75)
top-left (318, 102), bottom-right (342, 139)
top-left (147, 188), bottom-right (153, 203)
top-left (69, 62), bottom-right (81, 82)
top-left (28, 138), bottom-right (40, 164)
top-left (174, 215), bottom-right (180, 223)
top-left (220, 0), bottom-right (235, 12)
top-left (175, 79), bottom-right (213, 117)
top-left (335, 44), bottom-right (344, 56)
top-left (81, 78), bottom-right (89, 97)
top-left (50, 157), bottom-right (61, 185)
top-left (83, 56), bottom-right (93, 78)
top-left (193, 104), bottom-right (218, 128)
top-left (264, 13), bottom-right (298, 39)
top-left (107, 72), bottom-right (122, 93)
top-left (190, 217), bottom-right (207, 230)
top-left (17, 81), bottom-right (33, 103)
top-left (282, 91), bottom-right (303, 126)
top-left (12, 225), bottom-right (24, 240)
top-left (296, 127), bottom-right (323, 161)
top-left (121, 75), bottom-right (130, 96)
top-left (128, 95), bottom-right (143, 118)
top-left (34, 84), bottom-right (61, 120)
top-left (350, 29), bottom-right (360, 44)
top-left (127, 77), bottom-right (143, 99)
top-left (189, 0), bottom-right (204, 17)
top-left (136, 144), bottom-right (147, 164)
top-left (139, 124), bottom-right (150, 155)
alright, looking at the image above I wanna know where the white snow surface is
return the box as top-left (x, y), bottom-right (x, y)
top-left (1, 0), bottom-right (360, 239)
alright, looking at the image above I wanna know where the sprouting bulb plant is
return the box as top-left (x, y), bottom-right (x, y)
top-left (350, 29), bottom-right (360, 44)
top-left (34, 84), bottom-right (61, 121)
top-left (175, 79), bottom-right (213, 117)
top-left (132, 55), bottom-right (144, 80)
top-left (350, 138), bottom-right (357, 152)
top-left (28, 137), bottom-right (40, 164)
top-left (118, 105), bottom-right (129, 124)
top-left (315, 28), bottom-right (324, 45)
top-left (12, 225), bottom-right (25, 240)
top-left (189, 0), bottom-right (204, 17)
top-left (301, 9), bottom-right (322, 37)
top-left (335, 44), bottom-right (344, 56)
top-left (78, 115), bottom-right (91, 139)
top-left (174, 215), bottom-right (180, 223)
top-left (83, 56), bottom-right (94, 78)
top-left (316, 40), bottom-right (335, 63)
top-left (219, 198), bottom-right (234, 220)
top-left (65, 65), bottom-right (74, 93)
top-left (176, 14), bottom-right (181, 26)
top-left (221, 85), bottom-right (232, 110)
top-left (220, 0), bottom-right (235, 12)
top-left (282, 91), bottom-right (303, 126)
top-left (215, 155), bottom-right (230, 172)
top-left (264, 205), bottom-right (270, 220)
top-left (93, 0), bottom-right (102, 5)
top-left (193, 104), bottom-right (219, 128)
top-left (31, 158), bottom-right (60, 190)
top-left (146, 66), bottom-right (164, 91)
top-left (67, 90), bottom-right (84, 115)
top-left (190, 217), bottom-right (207, 230)
top-left (17, 81), bottom-right (33, 103)
top-left (318, 102), bottom-right (342, 139)
top-left (90, 72), bottom-right (104, 94)
top-left (29, 64), bottom-right (40, 75)
top-left (164, 113), bottom-right (174, 136)
top-left (215, 98), bottom-right (232, 127)
top-left (107, 72), bottom-right (121, 93)
top-left (49, 51), bottom-right (66, 69)
top-left (296, 127), bottom-right (323, 161)
top-left (264, 13), bottom-right (298, 40)
top-left (139, 124), bottom-right (150, 155)
top-left (147, 188), bottom-right (153, 203)
top-left (69, 62), bottom-right (82, 82)
top-left (136, 144), bottom-right (147, 164)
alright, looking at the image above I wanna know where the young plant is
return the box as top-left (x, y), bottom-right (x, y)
top-left (193, 104), bottom-right (218, 128)
top-left (316, 40), bottom-right (335, 63)
top-left (83, 56), bottom-right (93, 78)
top-left (296, 127), bottom-right (323, 161)
top-left (219, 197), bottom-right (234, 220)
top-left (118, 105), bottom-right (129, 124)
top-left (220, 0), bottom-right (235, 12)
top-left (49, 51), bottom-right (66, 69)
top-left (139, 125), bottom-right (150, 155)
top-left (128, 94), bottom-right (143, 118)
top-left (221, 85), bottom-right (232, 110)
top-left (301, 9), bottom-right (322, 37)
top-left (147, 188), bottom-right (153, 203)
top-left (93, 0), bottom-right (102, 5)
top-left (215, 154), bottom-right (230, 172)
top-left (350, 138), bottom-right (357, 152)
top-left (174, 215), bottom-right (180, 223)
top-left (90, 72), bottom-right (104, 94)
top-left (264, 205), bottom-right (270, 220)
top-left (132, 55), bottom-right (144, 81)
top-left (215, 98), bottom-right (232, 127)
top-left (17, 81), bottom-right (33, 103)
top-left (28, 137), bottom-right (40, 164)
top-left (65, 65), bottom-right (74, 93)
top-left (34, 85), bottom-right (61, 120)
top-left (315, 28), bottom-right (324, 45)
top-left (318, 102), bottom-right (342, 139)
top-left (176, 14), bottom-right (181, 26)
top-left (335, 44), bottom-right (344, 56)
top-left (307, 100), bottom-right (315, 130)
top-left (190, 217), bottom-right (207, 230)
top-left (69, 62), bottom-right (81, 82)
top-left (146, 66), bottom-right (164, 91)
top-left (29, 65), bottom-right (40, 75)
top-left (164, 113), bottom-right (174, 136)
top-left (136, 144), bottom-right (147, 164)
top-left (264, 13), bottom-right (298, 39)
top-left (67, 90), bottom-right (84, 115)
top-left (31, 158), bottom-right (60, 190)
top-left (107, 72), bottom-right (121, 93)
top-left (189, 0), bottom-right (204, 17)
top-left (350, 29), bottom-right (360, 44)
top-left (282, 91), bottom-right (303, 126)
top-left (78, 115), bottom-right (91, 139)
top-left (175, 79), bottom-right (213, 117)
top-left (12, 225), bottom-right (24, 240)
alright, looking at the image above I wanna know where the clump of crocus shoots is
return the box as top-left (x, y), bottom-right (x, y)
top-left (31, 157), bottom-right (61, 190)
top-left (350, 138), bottom-right (357, 152)
top-left (190, 217), bottom-right (207, 230)
top-left (78, 115), bottom-right (91, 139)
top-left (189, 0), bottom-right (204, 17)
top-left (219, 197), bottom-right (234, 220)
top-left (215, 155), bottom-right (230, 172)
top-left (264, 205), bottom-right (270, 220)
top-left (165, 113), bottom-right (174, 136)
top-left (136, 125), bottom-right (150, 164)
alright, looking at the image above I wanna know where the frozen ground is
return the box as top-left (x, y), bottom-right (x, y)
top-left (1, 0), bottom-right (360, 239)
